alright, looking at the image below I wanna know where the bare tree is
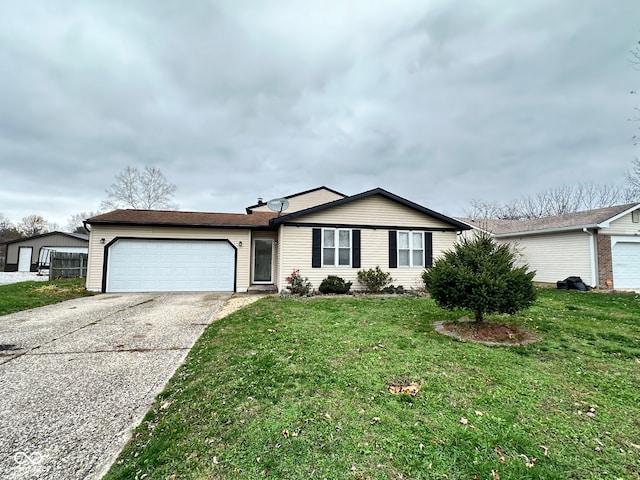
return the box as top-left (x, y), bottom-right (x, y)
top-left (17, 215), bottom-right (48, 237)
top-left (0, 214), bottom-right (20, 241)
top-left (100, 166), bottom-right (178, 210)
top-left (0, 214), bottom-right (21, 269)
top-left (466, 199), bottom-right (505, 219)
top-left (67, 211), bottom-right (102, 234)
top-left (467, 182), bottom-right (632, 220)
top-left (631, 40), bottom-right (640, 145)
top-left (624, 158), bottom-right (640, 200)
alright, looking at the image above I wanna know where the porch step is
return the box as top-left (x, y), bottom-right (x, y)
top-left (247, 284), bottom-right (278, 294)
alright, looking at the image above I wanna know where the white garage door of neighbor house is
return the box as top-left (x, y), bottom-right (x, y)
top-left (107, 239), bottom-right (235, 292)
top-left (612, 242), bottom-right (640, 289)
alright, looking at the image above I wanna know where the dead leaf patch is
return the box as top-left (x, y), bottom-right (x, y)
top-left (388, 381), bottom-right (420, 396)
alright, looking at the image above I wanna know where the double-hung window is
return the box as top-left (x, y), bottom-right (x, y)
top-left (322, 228), bottom-right (351, 267)
top-left (398, 231), bottom-right (424, 267)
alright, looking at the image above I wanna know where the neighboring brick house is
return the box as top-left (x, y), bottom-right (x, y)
top-left (460, 202), bottom-right (640, 289)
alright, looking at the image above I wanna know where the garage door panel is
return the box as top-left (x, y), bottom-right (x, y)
top-left (612, 242), bottom-right (640, 289)
top-left (107, 239), bottom-right (235, 292)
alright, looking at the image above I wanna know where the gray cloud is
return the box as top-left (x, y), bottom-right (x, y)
top-left (0, 0), bottom-right (638, 226)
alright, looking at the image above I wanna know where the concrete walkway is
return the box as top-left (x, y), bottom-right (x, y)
top-left (0, 292), bottom-right (230, 480)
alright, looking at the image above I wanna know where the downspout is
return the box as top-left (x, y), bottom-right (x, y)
top-left (583, 228), bottom-right (597, 288)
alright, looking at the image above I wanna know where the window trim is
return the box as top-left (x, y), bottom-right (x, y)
top-left (397, 230), bottom-right (425, 268)
top-left (321, 228), bottom-right (352, 267)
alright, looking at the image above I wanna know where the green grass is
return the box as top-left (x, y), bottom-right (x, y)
top-left (0, 278), bottom-right (92, 315)
top-left (104, 289), bottom-right (640, 479)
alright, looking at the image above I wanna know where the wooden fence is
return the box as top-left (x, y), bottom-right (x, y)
top-left (49, 252), bottom-right (88, 279)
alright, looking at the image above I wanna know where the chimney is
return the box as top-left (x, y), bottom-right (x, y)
top-left (257, 197), bottom-right (264, 205)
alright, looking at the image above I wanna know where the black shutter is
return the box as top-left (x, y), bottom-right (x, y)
top-left (312, 228), bottom-right (322, 268)
top-left (425, 232), bottom-right (433, 268)
top-left (388, 230), bottom-right (397, 268)
top-left (352, 230), bottom-right (361, 268)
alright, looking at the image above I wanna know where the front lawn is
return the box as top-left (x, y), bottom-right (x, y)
top-left (105, 290), bottom-right (640, 479)
top-left (0, 278), bottom-right (92, 316)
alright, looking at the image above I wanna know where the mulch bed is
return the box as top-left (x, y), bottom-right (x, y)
top-left (433, 318), bottom-right (538, 346)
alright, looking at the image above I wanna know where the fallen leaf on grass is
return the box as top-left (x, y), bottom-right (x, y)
top-left (519, 454), bottom-right (537, 468)
top-left (494, 447), bottom-right (505, 463)
top-left (539, 445), bottom-right (549, 456)
top-left (160, 401), bottom-right (172, 410)
top-left (267, 328), bottom-right (277, 333)
top-left (370, 417), bottom-right (380, 425)
top-left (282, 429), bottom-right (289, 439)
top-left (630, 442), bottom-right (640, 450)
top-left (460, 417), bottom-right (469, 425)
top-left (474, 410), bottom-right (483, 416)
top-left (388, 382), bottom-right (420, 396)
top-left (492, 470), bottom-right (501, 479)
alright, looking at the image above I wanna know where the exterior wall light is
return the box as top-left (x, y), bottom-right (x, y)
top-left (238, 241), bottom-right (243, 247)
top-left (100, 238), bottom-right (106, 244)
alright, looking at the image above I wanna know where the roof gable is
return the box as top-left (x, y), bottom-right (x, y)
top-left (272, 188), bottom-right (471, 230)
top-left (246, 186), bottom-right (346, 213)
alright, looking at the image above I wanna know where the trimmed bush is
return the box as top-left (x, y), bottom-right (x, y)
top-left (422, 231), bottom-right (536, 322)
top-left (381, 284), bottom-right (405, 295)
top-left (319, 275), bottom-right (352, 294)
top-left (356, 266), bottom-right (393, 293)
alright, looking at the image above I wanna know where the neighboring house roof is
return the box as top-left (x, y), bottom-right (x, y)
top-left (85, 209), bottom-right (278, 228)
top-left (245, 186), bottom-right (346, 213)
top-left (272, 187), bottom-right (472, 230)
top-left (460, 202), bottom-right (640, 237)
top-left (2, 231), bottom-right (89, 245)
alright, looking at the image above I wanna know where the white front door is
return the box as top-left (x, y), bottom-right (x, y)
top-left (18, 247), bottom-right (32, 272)
top-left (253, 239), bottom-right (273, 283)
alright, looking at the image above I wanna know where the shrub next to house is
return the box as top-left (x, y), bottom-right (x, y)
top-left (285, 269), bottom-right (312, 296)
top-left (356, 266), bottom-right (393, 293)
top-left (319, 275), bottom-right (352, 294)
top-left (422, 232), bottom-right (536, 322)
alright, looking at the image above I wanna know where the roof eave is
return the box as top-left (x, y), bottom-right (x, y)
top-left (596, 203), bottom-right (640, 228)
top-left (495, 224), bottom-right (599, 238)
top-left (87, 220), bottom-right (273, 229)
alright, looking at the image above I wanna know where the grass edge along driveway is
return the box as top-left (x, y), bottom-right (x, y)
top-left (0, 278), bottom-right (92, 316)
top-left (104, 290), bottom-right (640, 479)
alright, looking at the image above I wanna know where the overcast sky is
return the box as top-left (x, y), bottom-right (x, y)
top-left (1, 0), bottom-right (639, 228)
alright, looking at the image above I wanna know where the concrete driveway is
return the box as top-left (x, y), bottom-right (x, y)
top-left (0, 292), bottom-right (231, 480)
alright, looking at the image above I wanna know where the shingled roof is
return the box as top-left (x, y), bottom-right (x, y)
top-left (460, 202), bottom-right (640, 236)
top-left (85, 209), bottom-right (277, 228)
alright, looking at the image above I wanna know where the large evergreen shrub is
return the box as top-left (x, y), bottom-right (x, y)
top-left (422, 232), bottom-right (536, 322)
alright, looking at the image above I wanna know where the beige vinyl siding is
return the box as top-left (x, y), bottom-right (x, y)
top-left (278, 226), bottom-right (457, 291)
top-left (251, 189), bottom-right (345, 213)
top-left (294, 195), bottom-right (454, 228)
top-left (86, 225), bottom-right (251, 292)
top-left (603, 211), bottom-right (640, 235)
top-left (498, 231), bottom-right (593, 285)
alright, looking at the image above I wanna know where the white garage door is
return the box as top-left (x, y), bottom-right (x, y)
top-left (107, 239), bottom-right (235, 292)
top-left (612, 242), bottom-right (640, 289)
